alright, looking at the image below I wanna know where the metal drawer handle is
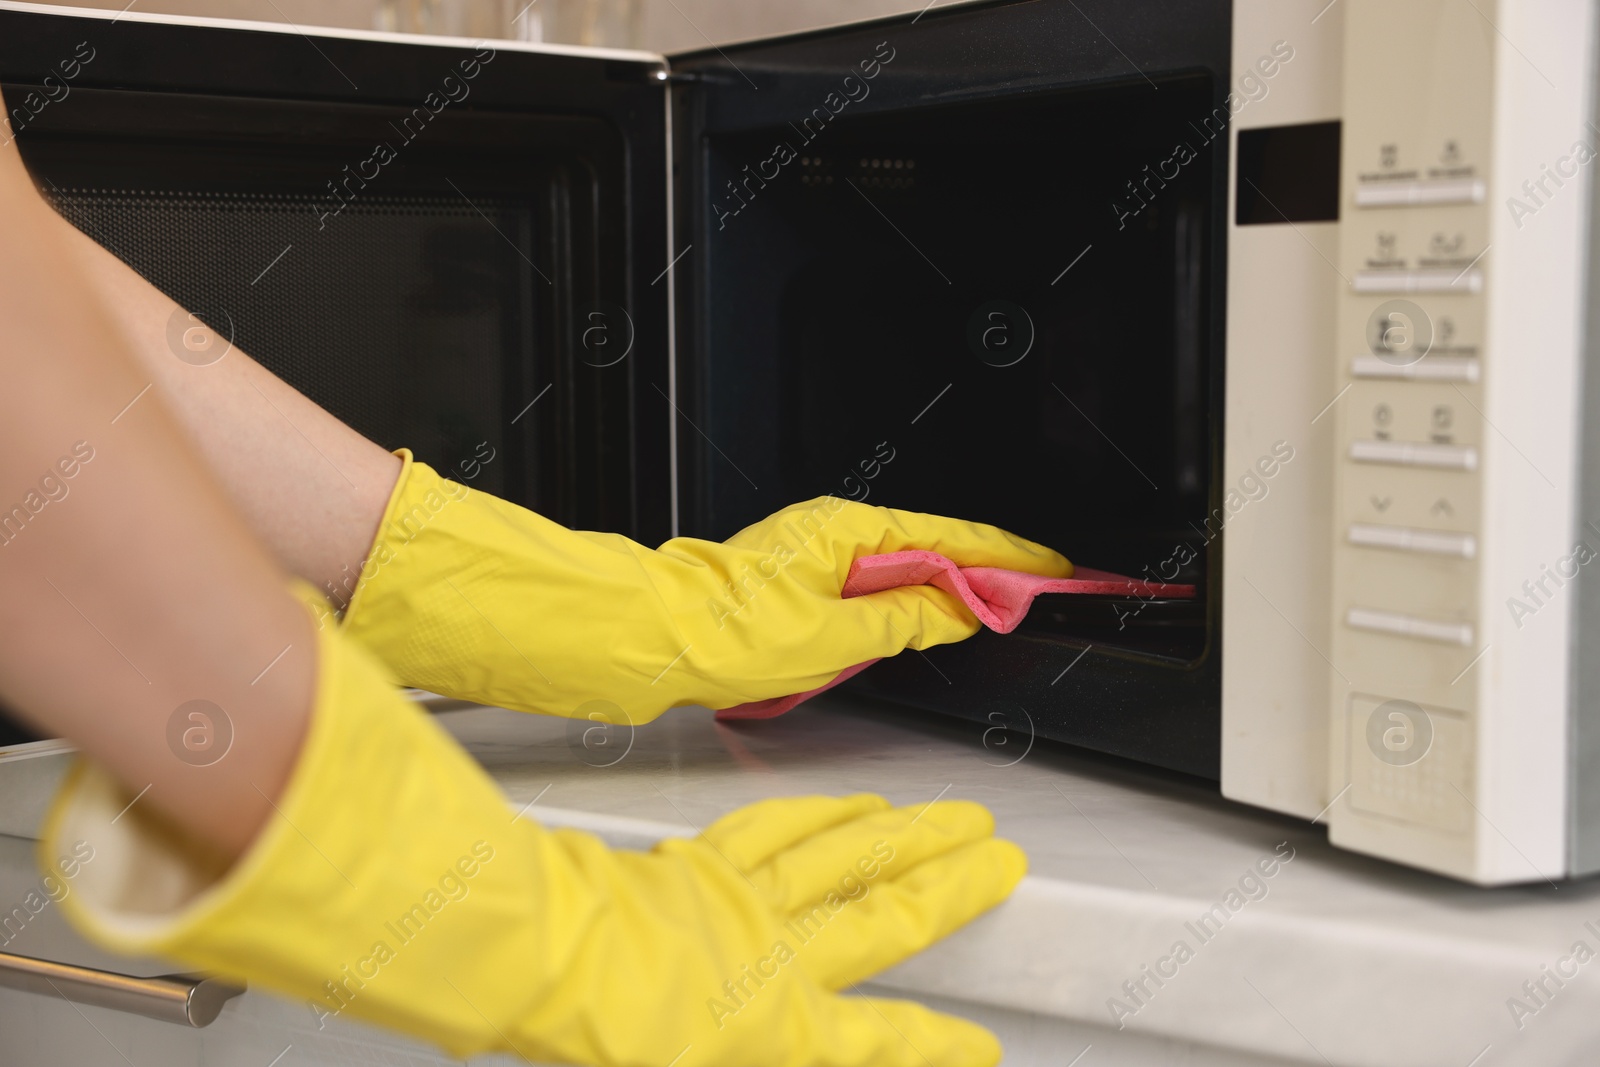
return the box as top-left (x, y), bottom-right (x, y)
top-left (0, 949), bottom-right (243, 1026)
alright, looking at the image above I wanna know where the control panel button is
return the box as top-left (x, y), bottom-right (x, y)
top-left (1348, 522), bottom-right (1477, 558)
top-left (1353, 269), bottom-right (1483, 294)
top-left (1355, 178), bottom-right (1486, 207)
top-left (1349, 439), bottom-right (1478, 470)
top-left (1351, 354), bottom-right (1480, 382)
top-left (1347, 606), bottom-right (1474, 646)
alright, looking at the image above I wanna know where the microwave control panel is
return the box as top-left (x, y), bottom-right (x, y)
top-left (1327, 0), bottom-right (1494, 877)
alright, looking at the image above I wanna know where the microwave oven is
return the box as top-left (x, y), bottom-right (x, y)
top-left (0, 0), bottom-right (1593, 886)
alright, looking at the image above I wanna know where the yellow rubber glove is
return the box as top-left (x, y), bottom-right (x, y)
top-left (339, 450), bottom-right (1071, 721)
top-left (41, 586), bottom-right (1026, 1067)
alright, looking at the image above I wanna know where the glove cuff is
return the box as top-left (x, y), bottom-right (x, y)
top-left (337, 451), bottom-right (503, 703)
top-left (336, 448), bottom-right (689, 719)
top-left (37, 581), bottom-right (568, 1056)
top-left (338, 445), bottom-right (420, 628)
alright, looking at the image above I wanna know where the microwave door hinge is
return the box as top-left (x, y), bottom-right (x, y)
top-left (608, 63), bottom-right (698, 86)
top-left (662, 62), bottom-right (681, 537)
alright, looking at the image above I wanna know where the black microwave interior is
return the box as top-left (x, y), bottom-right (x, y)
top-left (688, 76), bottom-right (1215, 662)
top-left (672, 0), bottom-right (1230, 777)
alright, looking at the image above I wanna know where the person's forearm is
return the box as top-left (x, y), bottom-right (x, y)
top-left (0, 121), bottom-right (316, 859)
top-left (40, 192), bottom-right (400, 600)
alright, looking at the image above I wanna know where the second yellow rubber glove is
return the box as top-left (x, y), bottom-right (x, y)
top-left (340, 450), bottom-right (1071, 721)
top-left (41, 586), bottom-right (1025, 1067)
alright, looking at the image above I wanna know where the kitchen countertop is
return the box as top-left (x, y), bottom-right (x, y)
top-left (441, 695), bottom-right (1600, 1067)
top-left (5, 693), bottom-right (1600, 1066)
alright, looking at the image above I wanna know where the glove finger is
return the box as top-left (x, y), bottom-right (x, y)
top-left (796, 838), bottom-right (1027, 990)
top-left (756, 800), bottom-right (995, 916)
top-left (808, 994), bottom-right (1003, 1067)
top-left (693, 794), bottom-right (892, 875)
top-left (870, 504), bottom-right (1072, 577)
top-left (719, 497), bottom-right (1070, 579)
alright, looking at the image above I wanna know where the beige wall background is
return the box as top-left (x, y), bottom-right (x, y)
top-left (25, 0), bottom-right (928, 53)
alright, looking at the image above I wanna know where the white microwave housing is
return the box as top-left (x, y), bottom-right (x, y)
top-left (1222, 0), bottom-right (1600, 883)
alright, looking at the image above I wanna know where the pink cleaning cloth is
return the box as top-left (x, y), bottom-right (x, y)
top-left (714, 549), bottom-right (1196, 721)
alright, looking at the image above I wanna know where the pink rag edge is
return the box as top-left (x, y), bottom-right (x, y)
top-left (713, 549), bottom-right (1196, 722)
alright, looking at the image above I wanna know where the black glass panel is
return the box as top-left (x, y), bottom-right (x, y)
top-left (11, 81), bottom-right (657, 538)
top-left (1235, 120), bottom-right (1342, 225)
top-left (48, 189), bottom-right (530, 500)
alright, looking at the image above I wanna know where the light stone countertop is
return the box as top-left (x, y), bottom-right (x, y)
top-left (4, 693), bottom-right (1600, 1066)
top-left (438, 694), bottom-right (1600, 1067)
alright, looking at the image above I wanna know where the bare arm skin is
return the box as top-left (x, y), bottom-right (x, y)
top-left (0, 111), bottom-right (317, 859)
top-left (46, 207), bottom-right (403, 600)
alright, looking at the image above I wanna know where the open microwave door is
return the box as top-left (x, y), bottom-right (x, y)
top-left (0, 0), bottom-right (674, 538)
top-left (0, 2), bottom-right (675, 748)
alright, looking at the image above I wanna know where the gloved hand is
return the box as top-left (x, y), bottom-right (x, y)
top-left (42, 586), bottom-right (1025, 1067)
top-left (339, 450), bottom-right (1071, 721)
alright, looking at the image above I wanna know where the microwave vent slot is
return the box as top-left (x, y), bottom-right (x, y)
top-left (854, 155), bottom-right (916, 191)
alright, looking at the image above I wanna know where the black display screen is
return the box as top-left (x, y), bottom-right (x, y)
top-left (1235, 120), bottom-right (1341, 225)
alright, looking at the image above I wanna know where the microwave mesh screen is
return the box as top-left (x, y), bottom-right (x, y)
top-left (45, 189), bottom-right (535, 501)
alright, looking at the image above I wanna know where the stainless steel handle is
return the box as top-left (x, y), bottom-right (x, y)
top-left (0, 950), bottom-right (243, 1026)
